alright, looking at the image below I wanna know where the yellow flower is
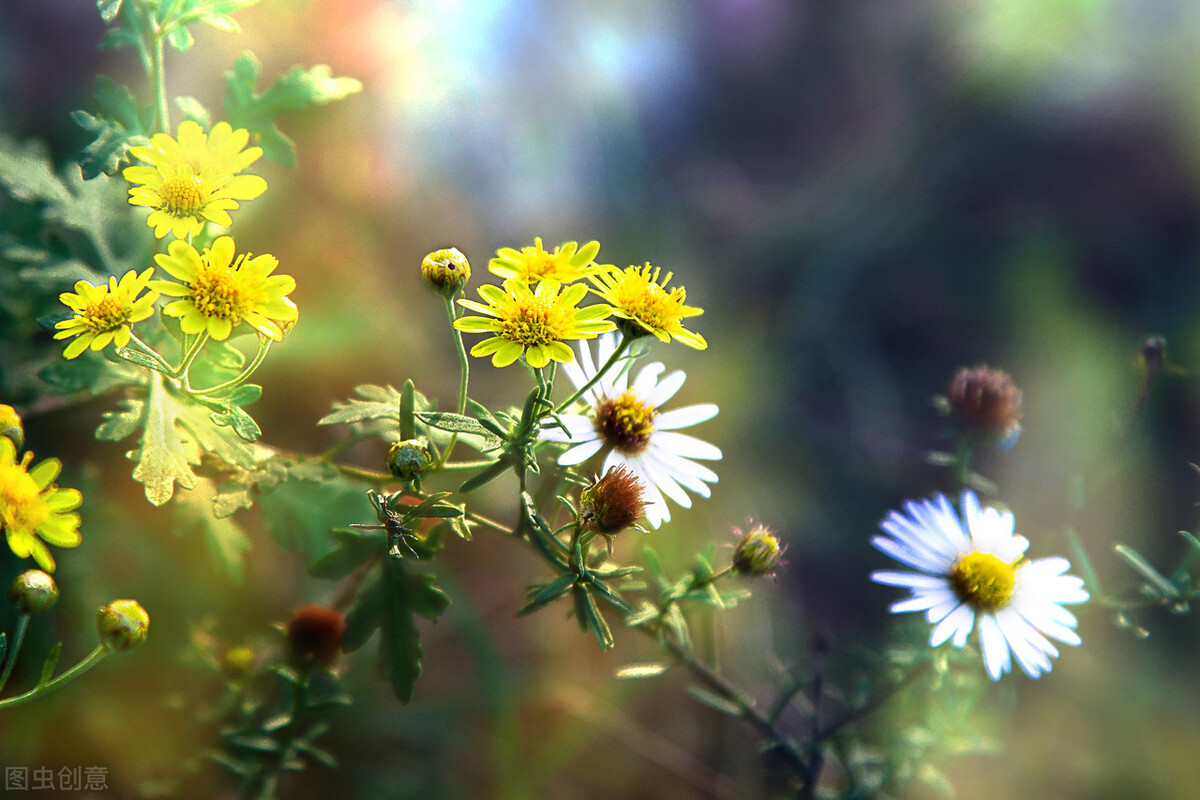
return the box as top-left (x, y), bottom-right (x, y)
top-left (454, 279), bottom-right (615, 368)
top-left (123, 120), bottom-right (268, 240)
top-left (150, 236), bottom-right (298, 341)
top-left (0, 404), bottom-right (23, 450)
top-left (488, 238), bottom-right (601, 284)
top-left (589, 262), bottom-right (706, 350)
top-left (53, 268), bottom-right (159, 359)
top-left (0, 438), bottom-right (82, 573)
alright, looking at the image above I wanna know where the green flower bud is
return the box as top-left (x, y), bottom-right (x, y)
top-left (732, 525), bottom-right (785, 577)
top-left (387, 438), bottom-right (433, 482)
top-left (7, 569), bottom-right (58, 615)
top-left (97, 599), bottom-right (150, 653)
top-left (421, 247), bottom-right (471, 297)
top-left (0, 404), bottom-right (23, 450)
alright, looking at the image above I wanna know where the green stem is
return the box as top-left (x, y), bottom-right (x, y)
top-left (952, 438), bottom-right (974, 491)
top-left (0, 645), bottom-right (109, 710)
top-left (437, 296), bottom-right (472, 467)
top-left (125, 331), bottom-right (175, 374)
top-left (0, 616), bottom-right (30, 695)
top-left (174, 331), bottom-right (209, 380)
top-left (150, 27), bottom-right (170, 134)
top-left (186, 335), bottom-right (272, 396)
top-left (554, 335), bottom-right (631, 413)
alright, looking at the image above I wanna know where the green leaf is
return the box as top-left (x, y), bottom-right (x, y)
top-left (687, 686), bottom-right (744, 718)
top-left (1114, 544), bottom-right (1179, 600)
top-left (166, 25), bottom-right (195, 52)
top-left (625, 601), bottom-right (659, 627)
top-left (574, 584), bottom-right (614, 651)
top-left (112, 345), bottom-right (173, 375)
top-left (342, 578), bottom-right (383, 652)
top-left (318, 383), bottom-right (404, 426)
top-left (615, 663), bottom-right (668, 680)
top-left (400, 380), bottom-right (416, 440)
top-left (0, 633), bottom-right (6, 667)
top-left (457, 457), bottom-right (510, 493)
top-left (0, 137), bottom-right (70, 205)
top-left (224, 734), bottom-right (281, 755)
top-left (663, 604), bottom-right (691, 652)
top-left (96, 397), bottom-right (145, 442)
top-left (378, 561), bottom-right (449, 703)
top-left (175, 95), bottom-right (213, 128)
top-left (97, 0), bottom-right (123, 22)
top-left (309, 528), bottom-right (383, 580)
top-left (518, 572), bottom-right (577, 616)
top-left (173, 477), bottom-right (252, 582)
top-left (223, 52), bottom-right (362, 167)
top-left (35, 642), bottom-right (63, 690)
top-left (72, 76), bottom-right (151, 179)
top-left (256, 474), bottom-right (366, 560)
top-left (132, 378), bottom-right (199, 505)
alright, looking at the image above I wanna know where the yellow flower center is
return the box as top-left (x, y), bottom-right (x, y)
top-left (0, 459), bottom-right (49, 534)
top-left (82, 295), bottom-right (128, 333)
top-left (499, 295), bottom-right (571, 347)
top-left (160, 173), bottom-right (206, 217)
top-left (949, 551), bottom-right (1017, 612)
top-left (190, 266), bottom-right (249, 323)
top-left (615, 279), bottom-right (685, 331)
top-left (595, 391), bottom-right (657, 455)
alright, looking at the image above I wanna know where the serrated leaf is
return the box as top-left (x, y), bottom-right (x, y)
top-left (174, 95), bottom-right (212, 127)
top-left (318, 384), bottom-right (403, 426)
top-left (96, 397), bottom-right (145, 442)
top-left (256, 474), bottom-right (366, 559)
top-left (379, 560), bottom-right (449, 703)
top-left (615, 663), bottom-right (668, 680)
top-left (73, 76), bottom-right (149, 179)
top-left (133, 377), bottom-right (199, 505)
top-left (224, 52), bottom-right (362, 167)
top-left (342, 578), bottom-right (383, 653)
top-left (308, 528), bottom-right (383, 580)
top-left (0, 137), bottom-right (70, 205)
top-left (174, 477), bottom-right (251, 582)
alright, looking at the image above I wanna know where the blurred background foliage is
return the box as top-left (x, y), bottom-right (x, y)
top-left (4, 0), bottom-right (1200, 798)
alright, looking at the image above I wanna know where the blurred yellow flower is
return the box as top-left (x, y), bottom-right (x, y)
top-left (150, 236), bottom-right (297, 341)
top-left (123, 121), bottom-right (267, 240)
top-left (487, 238), bottom-right (600, 284)
top-left (53, 268), bottom-right (159, 359)
top-left (589, 263), bottom-right (706, 350)
top-left (454, 279), bottom-right (614, 368)
top-left (0, 438), bottom-right (82, 573)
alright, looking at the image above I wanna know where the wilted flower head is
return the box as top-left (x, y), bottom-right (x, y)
top-left (947, 364), bottom-right (1022, 446)
top-left (422, 247), bottom-right (471, 297)
top-left (580, 465), bottom-right (647, 537)
top-left (285, 605), bottom-right (346, 668)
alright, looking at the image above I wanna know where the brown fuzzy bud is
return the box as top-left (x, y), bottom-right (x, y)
top-left (421, 248), bottom-right (471, 297)
top-left (97, 599), bottom-right (150, 653)
top-left (580, 466), bottom-right (647, 536)
top-left (7, 569), bottom-right (58, 615)
top-left (732, 524), bottom-right (784, 577)
top-left (947, 364), bottom-right (1022, 446)
top-left (285, 605), bottom-right (346, 668)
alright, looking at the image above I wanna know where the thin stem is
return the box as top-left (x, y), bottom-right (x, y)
top-left (125, 331), bottom-right (175, 373)
top-left (150, 28), bottom-right (169, 134)
top-left (554, 335), bottom-right (631, 413)
top-left (0, 616), bottom-right (30, 695)
top-left (437, 296), bottom-right (472, 467)
top-left (174, 331), bottom-right (209, 380)
top-left (952, 438), bottom-right (973, 492)
top-left (186, 336), bottom-right (272, 396)
top-left (0, 645), bottom-right (109, 710)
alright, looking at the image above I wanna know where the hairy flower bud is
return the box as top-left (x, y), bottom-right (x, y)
top-left (732, 524), bottom-right (784, 577)
top-left (947, 364), bottom-right (1022, 447)
top-left (97, 599), bottom-right (150, 652)
top-left (285, 605), bottom-right (346, 668)
top-left (0, 404), bottom-right (23, 450)
top-left (387, 438), bottom-right (433, 482)
top-left (421, 247), bottom-right (471, 297)
top-left (580, 466), bottom-right (646, 536)
top-left (7, 569), bottom-right (58, 615)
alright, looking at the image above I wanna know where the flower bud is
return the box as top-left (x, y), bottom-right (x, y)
top-left (7, 569), bottom-right (58, 615)
top-left (223, 644), bottom-right (256, 677)
top-left (732, 524), bottom-right (784, 577)
top-left (580, 466), bottom-right (646, 536)
top-left (946, 364), bottom-right (1022, 447)
top-left (0, 404), bottom-right (23, 450)
top-left (285, 605), bottom-right (346, 668)
top-left (97, 599), bottom-right (150, 653)
top-left (387, 438), bottom-right (433, 482)
top-left (421, 247), bottom-right (471, 297)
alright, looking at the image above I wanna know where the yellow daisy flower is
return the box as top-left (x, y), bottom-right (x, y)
top-left (53, 268), bottom-right (159, 359)
top-left (123, 120), bottom-right (268, 240)
top-left (454, 279), bottom-right (615, 368)
top-left (487, 238), bottom-right (601, 284)
top-left (0, 438), bottom-right (82, 573)
top-left (150, 236), bottom-right (298, 341)
top-left (588, 262), bottom-right (707, 350)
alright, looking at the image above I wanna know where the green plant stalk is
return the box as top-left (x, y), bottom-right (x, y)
top-left (174, 331), bottom-right (210, 379)
top-left (187, 335), bottom-right (272, 396)
top-left (149, 24), bottom-right (170, 134)
top-left (952, 438), bottom-right (974, 491)
top-left (0, 616), bottom-right (30, 695)
top-left (554, 335), bottom-right (631, 412)
top-left (437, 296), bottom-right (472, 467)
top-left (125, 331), bottom-right (176, 373)
top-left (0, 645), bottom-right (109, 710)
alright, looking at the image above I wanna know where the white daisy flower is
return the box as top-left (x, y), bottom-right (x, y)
top-left (541, 332), bottom-right (721, 528)
top-left (871, 490), bottom-right (1088, 680)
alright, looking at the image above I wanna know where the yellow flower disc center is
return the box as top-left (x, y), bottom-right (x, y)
top-left (0, 462), bottom-right (48, 533)
top-left (595, 391), bottom-right (657, 455)
top-left (949, 551), bottom-right (1016, 612)
top-left (500, 295), bottom-right (569, 347)
top-left (160, 173), bottom-right (206, 217)
top-left (616, 281), bottom-right (682, 330)
top-left (83, 295), bottom-right (128, 333)
top-left (190, 269), bottom-right (247, 323)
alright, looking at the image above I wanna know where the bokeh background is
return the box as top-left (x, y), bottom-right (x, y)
top-left (5, 0), bottom-right (1200, 798)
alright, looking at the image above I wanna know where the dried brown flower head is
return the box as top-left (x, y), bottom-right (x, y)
top-left (580, 465), bottom-right (647, 538)
top-left (285, 605), bottom-right (346, 668)
top-left (947, 364), bottom-right (1022, 445)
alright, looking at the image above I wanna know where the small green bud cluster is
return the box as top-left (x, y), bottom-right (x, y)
top-left (387, 438), bottom-right (433, 482)
top-left (732, 525), bottom-right (784, 578)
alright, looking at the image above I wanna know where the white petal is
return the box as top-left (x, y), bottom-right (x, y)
top-left (929, 604), bottom-right (972, 647)
top-left (556, 439), bottom-right (604, 466)
top-left (656, 403), bottom-right (719, 430)
top-left (651, 431), bottom-right (723, 461)
top-left (643, 369), bottom-right (686, 407)
top-left (631, 362), bottom-right (666, 398)
top-left (871, 571), bottom-right (952, 590)
top-left (540, 415), bottom-right (596, 443)
top-left (977, 614), bottom-right (1012, 680)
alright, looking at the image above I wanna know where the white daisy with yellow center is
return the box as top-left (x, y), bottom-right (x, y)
top-left (541, 332), bottom-right (721, 528)
top-left (872, 491), bottom-right (1089, 680)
